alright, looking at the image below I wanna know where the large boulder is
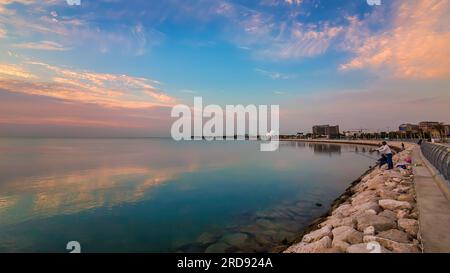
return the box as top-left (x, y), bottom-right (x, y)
top-left (377, 189), bottom-right (399, 200)
top-left (347, 243), bottom-right (391, 253)
top-left (356, 214), bottom-right (397, 232)
top-left (397, 194), bottom-right (415, 202)
top-left (377, 229), bottom-right (411, 244)
top-left (396, 210), bottom-right (409, 219)
top-left (331, 239), bottom-right (350, 252)
top-left (378, 199), bottom-right (412, 210)
top-left (349, 201), bottom-right (382, 215)
top-left (319, 216), bottom-right (356, 229)
top-left (351, 191), bottom-right (379, 206)
top-left (363, 236), bottom-right (420, 253)
top-left (331, 226), bottom-right (363, 252)
top-left (302, 226), bottom-right (332, 243)
top-left (378, 210), bottom-right (397, 221)
top-left (332, 204), bottom-right (353, 217)
top-left (366, 177), bottom-right (386, 190)
top-left (398, 218), bottom-right (419, 237)
top-left (284, 236), bottom-right (332, 253)
top-left (332, 226), bottom-right (364, 244)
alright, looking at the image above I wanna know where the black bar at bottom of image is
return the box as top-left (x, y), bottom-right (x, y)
top-left (0, 253), bottom-right (446, 272)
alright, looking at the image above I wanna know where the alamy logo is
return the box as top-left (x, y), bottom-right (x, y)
top-left (66, 0), bottom-right (81, 6)
top-left (171, 97), bottom-right (280, 151)
top-left (66, 241), bottom-right (81, 253)
top-left (367, 0), bottom-right (381, 6)
top-left (366, 242), bottom-right (382, 253)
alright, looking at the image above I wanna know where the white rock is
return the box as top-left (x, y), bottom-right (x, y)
top-left (363, 235), bottom-right (420, 253)
top-left (396, 210), bottom-right (409, 219)
top-left (365, 209), bottom-right (377, 215)
top-left (347, 243), bottom-right (391, 253)
top-left (378, 199), bottom-right (412, 210)
top-left (302, 226), bottom-right (332, 243)
top-left (285, 236), bottom-right (332, 253)
top-left (363, 226), bottom-right (375, 236)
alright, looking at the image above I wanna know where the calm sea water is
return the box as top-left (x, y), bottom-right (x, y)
top-left (0, 138), bottom-right (376, 253)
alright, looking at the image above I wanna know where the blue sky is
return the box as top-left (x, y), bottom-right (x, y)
top-left (0, 0), bottom-right (449, 136)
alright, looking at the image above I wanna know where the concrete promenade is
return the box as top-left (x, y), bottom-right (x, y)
top-left (412, 147), bottom-right (450, 252)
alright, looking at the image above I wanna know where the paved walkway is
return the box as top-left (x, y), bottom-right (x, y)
top-left (412, 147), bottom-right (450, 253)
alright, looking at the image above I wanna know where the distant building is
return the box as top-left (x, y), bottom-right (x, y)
top-left (312, 125), bottom-right (340, 139)
top-left (445, 125), bottom-right (450, 136)
top-left (399, 123), bottom-right (419, 132)
top-left (419, 121), bottom-right (441, 132)
top-left (398, 121), bottom-right (450, 139)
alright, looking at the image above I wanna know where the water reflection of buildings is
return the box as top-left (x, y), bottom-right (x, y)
top-left (312, 144), bottom-right (342, 155)
top-left (279, 142), bottom-right (343, 155)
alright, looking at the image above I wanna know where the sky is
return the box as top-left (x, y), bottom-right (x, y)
top-left (0, 0), bottom-right (449, 137)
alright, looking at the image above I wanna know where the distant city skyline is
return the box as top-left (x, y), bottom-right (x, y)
top-left (0, 0), bottom-right (449, 137)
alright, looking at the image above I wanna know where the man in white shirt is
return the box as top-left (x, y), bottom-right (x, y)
top-left (377, 141), bottom-right (393, 169)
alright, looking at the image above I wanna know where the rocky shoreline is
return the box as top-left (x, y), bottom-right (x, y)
top-left (284, 143), bottom-right (422, 253)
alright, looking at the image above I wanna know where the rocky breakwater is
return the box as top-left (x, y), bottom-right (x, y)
top-left (285, 145), bottom-right (421, 253)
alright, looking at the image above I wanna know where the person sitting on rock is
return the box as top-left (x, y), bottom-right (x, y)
top-left (377, 141), bottom-right (394, 170)
top-left (377, 154), bottom-right (387, 168)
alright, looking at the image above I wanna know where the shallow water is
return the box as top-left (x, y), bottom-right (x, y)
top-left (0, 138), bottom-right (376, 253)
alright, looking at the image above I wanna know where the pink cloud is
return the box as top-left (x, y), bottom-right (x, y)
top-left (0, 63), bottom-right (37, 79)
top-left (0, 23), bottom-right (6, 38)
top-left (13, 40), bottom-right (71, 51)
top-left (0, 90), bottom-right (173, 137)
top-left (340, 0), bottom-right (450, 79)
top-left (0, 60), bottom-right (176, 109)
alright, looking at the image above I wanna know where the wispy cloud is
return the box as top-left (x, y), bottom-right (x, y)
top-left (0, 60), bottom-right (176, 109)
top-left (0, 1), bottom-right (163, 55)
top-left (210, 1), bottom-right (344, 60)
top-left (13, 40), bottom-right (71, 51)
top-left (0, 0), bottom-right (35, 15)
top-left (0, 63), bottom-right (37, 79)
top-left (340, 0), bottom-right (450, 79)
top-left (0, 23), bottom-right (6, 38)
top-left (257, 24), bottom-right (343, 60)
top-left (180, 89), bottom-right (197, 94)
top-left (255, 68), bottom-right (296, 80)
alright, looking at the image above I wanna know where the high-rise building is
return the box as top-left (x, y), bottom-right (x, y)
top-left (312, 125), bottom-right (340, 138)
